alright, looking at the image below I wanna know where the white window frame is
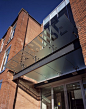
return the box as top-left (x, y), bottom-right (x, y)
top-left (0, 45), bottom-right (11, 73)
top-left (7, 23), bottom-right (16, 44)
top-left (0, 38), bottom-right (5, 53)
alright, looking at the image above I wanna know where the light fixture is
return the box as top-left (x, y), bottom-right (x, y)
top-left (73, 84), bottom-right (75, 87)
top-left (44, 80), bottom-right (48, 83)
top-left (72, 98), bottom-right (75, 100)
top-left (72, 72), bottom-right (78, 75)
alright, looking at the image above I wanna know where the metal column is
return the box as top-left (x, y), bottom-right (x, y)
top-left (51, 87), bottom-right (54, 109)
top-left (64, 84), bottom-right (69, 109)
top-left (80, 80), bottom-right (86, 109)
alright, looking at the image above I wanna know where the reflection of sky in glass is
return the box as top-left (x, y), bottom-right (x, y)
top-left (0, 80), bottom-right (2, 89)
top-left (0, 83), bottom-right (1, 89)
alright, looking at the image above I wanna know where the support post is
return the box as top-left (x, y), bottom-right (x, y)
top-left (51, 87), bottom-right (54, 109)
top-left (64, 84), bottom-right (69, 109)
top-left (80, 80), bottom-right (86, 109)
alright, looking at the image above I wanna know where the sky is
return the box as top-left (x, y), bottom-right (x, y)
top-left (0, 0), bottom-right (63, 39)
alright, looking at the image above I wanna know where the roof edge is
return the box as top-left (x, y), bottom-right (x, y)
top-left (18, 8), bottom-right (28, 15)
top-left (18, 8), bottom-right (41, 26)
top-left (0, 8), bottom-right (41, 40)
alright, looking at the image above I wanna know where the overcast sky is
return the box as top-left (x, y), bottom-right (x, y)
top-left (0, 0), bottom-right (62, 39)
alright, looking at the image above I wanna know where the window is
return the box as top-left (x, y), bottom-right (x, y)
top-left (0, 46), bottom-right (11, 72)
top-left (7, 23), bottom-right (16, 44)
top-left (42, 87), bottom-right (51, 109)
top-left (0, 80), bottom-right (2, 89)
top-left (0, 38), bottom-right (5, 53)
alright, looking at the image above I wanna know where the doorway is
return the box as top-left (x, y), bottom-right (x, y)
top-left (41, 80), bottom-right (86, 109)
top-left (53, 85), bottom-right (65, 109)
top-left (66, 82), bottom-right (84, 109)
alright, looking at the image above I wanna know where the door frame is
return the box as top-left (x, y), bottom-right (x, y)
top-left (51, 79), bottom-right (86, 109)
top-left (41, 75), bottom-right (86, 109)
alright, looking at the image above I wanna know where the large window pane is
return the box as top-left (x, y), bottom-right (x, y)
top-left (67, 82), bottom-right (84, 109)
top-left (53, 85), bottom-right (65, 109)
top-left (42, 87), bottom-right (51, 109)
top-left (67, 3), bottom-right (75, 26)
top-left (2, 46), bottom-right (11, 70)
top-left (0, 80), bottom-right (2, 89)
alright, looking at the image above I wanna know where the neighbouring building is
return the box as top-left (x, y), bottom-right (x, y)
top-left (0, 0), bottom-right (86, 109)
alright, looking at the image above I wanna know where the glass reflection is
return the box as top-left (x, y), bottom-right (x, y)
top-left (42, 87), bottom-right (51, 109)
top-left (67, 82), bottom-right (84, 109)
top-left (54, 86), bottom-right (65, 109)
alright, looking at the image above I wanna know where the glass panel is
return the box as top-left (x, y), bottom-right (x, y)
top-left (58, 6), bottom-right (68, 19)
top-left (67, 82), bottom-right (84, 109)
top-left (54, 86), bottom-right (65, 109)
top-left (51, 15), bottom-right (58, 25)
top-left (50, 14), bottom-right (77, 51)
top-left (67, 3), bottom-right (76, 26)
top-left (0, 80), bottom-right (2, 89)
top-left (83, 78), bottom-right (86, 100)
top-left (3, 46), bottom-right (11, 70)
top-left (0, 83), bottom-right (2, 89)
top-left (25, 48), bottom-right (85, 82)
top-left (42, 87), bottom-right (51, 109)
top-left (44, 22), bottom-right (49, 29)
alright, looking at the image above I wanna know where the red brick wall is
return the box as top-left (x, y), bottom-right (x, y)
top-left (0, 9), bottom-right (42, 109)
top-left (70, 0), bottom-right (86, 64)
top-left (0, 78), bottom-right (16, 109)
top-left (8, 11), bottom-right (29, 60)
top-left (25, 16), bottom-right (42, 45)
top-left (15, 88), bottom-right (40, 109)
top-left (0, 11), bottom-right (28, 109)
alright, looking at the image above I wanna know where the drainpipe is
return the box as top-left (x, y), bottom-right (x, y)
top-left (13, 78), bottom-right (19, 109)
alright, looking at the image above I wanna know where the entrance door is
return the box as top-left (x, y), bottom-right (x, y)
top-left (66, 82), bottom-right (84, 109)
top-left (41, 80), bottom-right (86, 109)
top-left (53, 85), bottom-right (65, 109)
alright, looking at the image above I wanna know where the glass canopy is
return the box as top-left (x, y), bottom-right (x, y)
top-left (6, 14), bottom-right (78, 73)
top-left (25, 48), bottom-right (85, 82)
top-left (5, 14), bottom-right (85, 82)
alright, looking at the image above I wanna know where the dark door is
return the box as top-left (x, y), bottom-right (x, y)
top-left (67, 82), bottom-right (84, 109)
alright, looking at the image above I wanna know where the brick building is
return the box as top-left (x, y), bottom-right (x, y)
top-left (0, 0), bottom-right (86, 109)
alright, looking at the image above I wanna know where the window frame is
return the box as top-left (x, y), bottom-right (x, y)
top-left (0, 38), bottom-right (5, 53)
top-left (0, 79), bottom-right (3, 90)
top-left (7, 23), bottom-right (17, 44)
top-left (0, 45), bottom-right (11, 73)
